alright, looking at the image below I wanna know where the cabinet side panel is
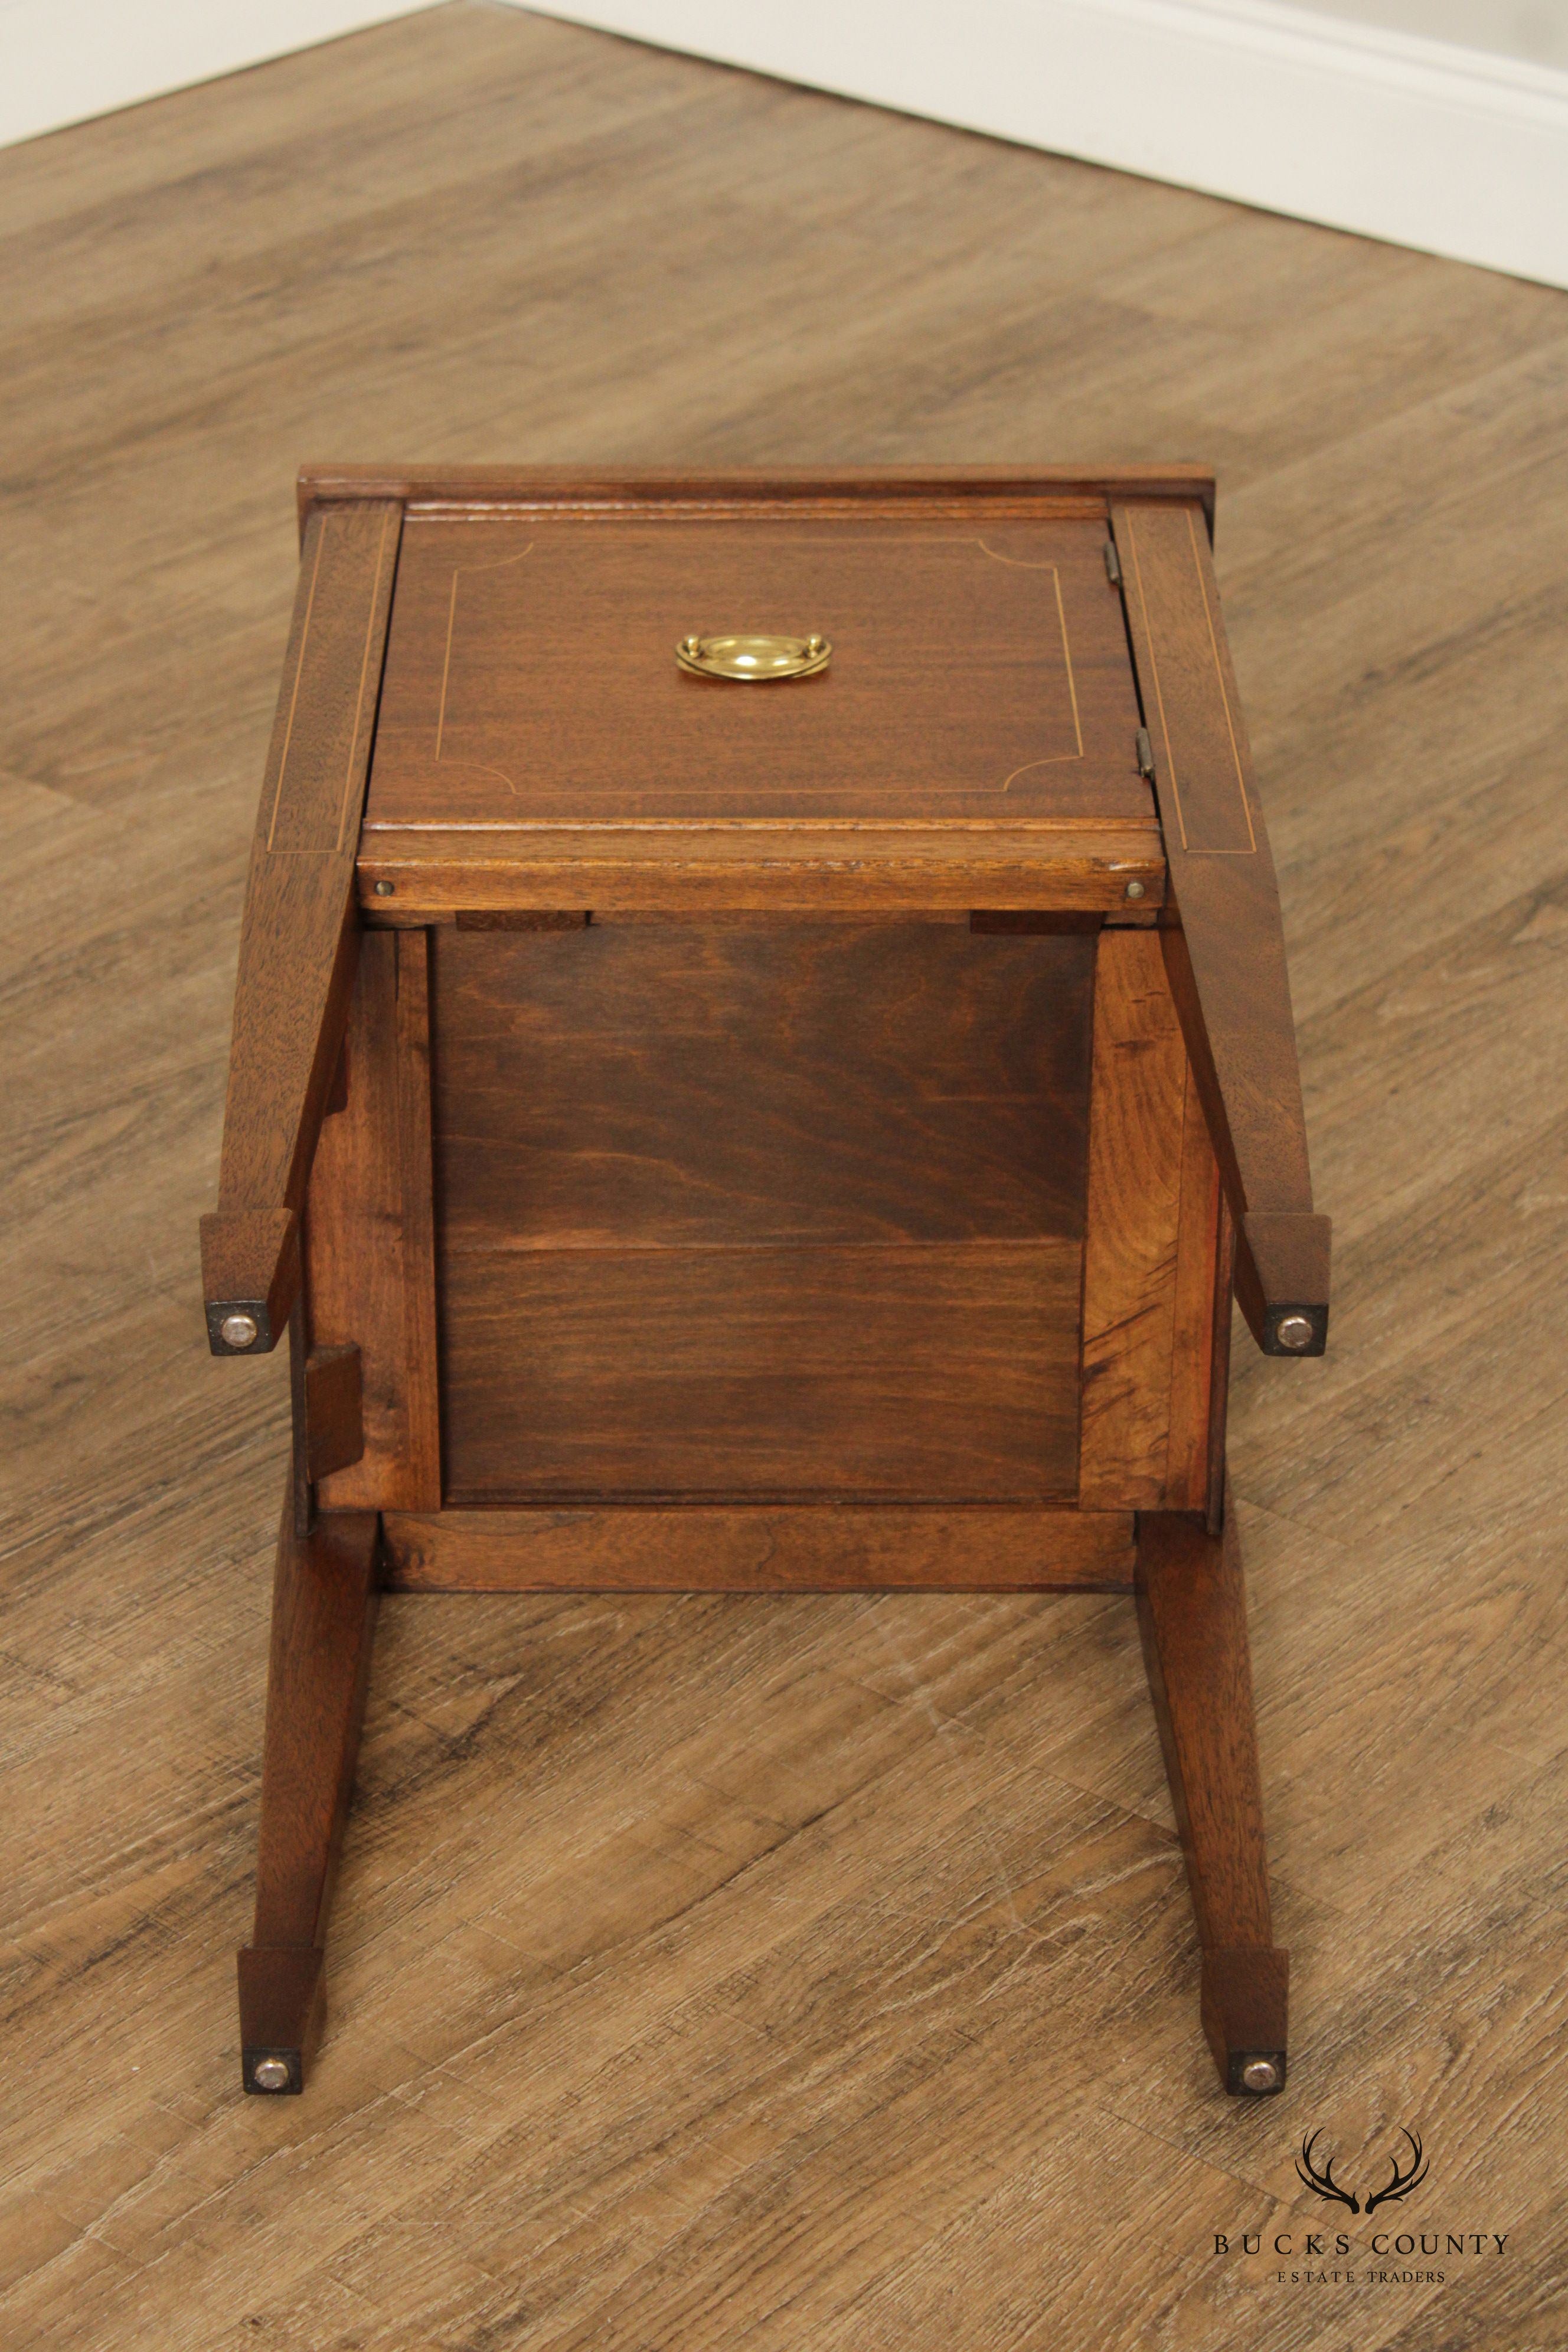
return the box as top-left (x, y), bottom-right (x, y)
top-left (1165, 1064), bottom-right (1223, 1510)
top-left (309, 930), bottom-right (440, 1509)
top-left (441, 1240), bottom-right (1082, 1502)
top-left (1079, 925), bottom-right (1220, 1508)
top-left (432, 919), bottom-right (1093, 1502)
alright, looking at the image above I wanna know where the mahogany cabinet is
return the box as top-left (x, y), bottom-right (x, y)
top-left (202, 466), bottom-right (1328, 2100)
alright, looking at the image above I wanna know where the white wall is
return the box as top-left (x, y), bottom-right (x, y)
top-left (0, 0), bottom-right (430, 150)
top-left (1301, 0), bottom-right (1568, 70)
top-left (518, 0), bottom-right (1568, 289)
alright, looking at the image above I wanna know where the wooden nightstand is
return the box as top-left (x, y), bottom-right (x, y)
top-left (203, 466), bottom-right (1328, 2102)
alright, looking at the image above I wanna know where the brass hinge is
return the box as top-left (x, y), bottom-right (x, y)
top-left (1135, 726), bottom-right (1155, 779)
top-left (1103, 538), bottom-right (1123, 586)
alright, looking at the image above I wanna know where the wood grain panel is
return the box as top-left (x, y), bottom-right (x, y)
top-left (307, 930), bottom-right (440, 1510)
top-left (263, 508), bottom-right (401, 857)
top-left (1079, 927), bottom-right (1187, 1507)
top-left (1112, 496), bottom-right (1328, 1353)
top-left (240, 1500), bottom-right (381, 2091)
top-left (1079, 926), bottom-right (1221, 1510)
top-left (357, 822), bottom-right (1166, 917)
top-left (440, 1239), bottom-right (1083, 1501)
top-left (300, 1344), bottom-right (362, 1485)
top-left (368, 513), bottom-right (1148, 832)
top-left (433, 918), bottom-right (1092, 1502)
top-left (1117, 504), bottom-right (1255, 859)
top-left (1166, 1070), bottom-right (1224, 1509)
top-left (432, 920), bottom-right (1096, 1250)
top-left (249, 1502), bottom-right (381, 1952)
top-left (391, 929), bottom-right (441, 1506)
top-left (1136, 1486), bottom-right (1275, 1955)
top-left (200, 498), bottom-right (401, 1351)
top-left (300, 462), bottom-right (1217, 527)
top-left (381, 1504), bottom-right (1136, 1590)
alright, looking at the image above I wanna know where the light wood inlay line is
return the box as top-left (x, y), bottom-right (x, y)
top-left (338, 505), bottom-right (398, 851)
top-left (436, 540), bottom-right (535, 763)
top-left (264, 514), bottom-right (327, 854)
top-left (998, 560), bottom-right (1086, 784)
top-left (1121, 508), bottom-right (1177, 830)
top-left (1121, 505), bottom-right (1256, 858)
top-left (1056, 563), bottom-right (1084, 760)
top-left (1185, 505), bottom-right (1255, 855)
top-left (435, 570), bottom-right (459, 762)
top-left (264, 504), bottom-right (398, 854)
top-left (420, 530), bottom-right (1088, 798)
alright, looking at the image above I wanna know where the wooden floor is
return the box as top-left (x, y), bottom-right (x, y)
top-left (3, 6), bottom-right (1567, 2345)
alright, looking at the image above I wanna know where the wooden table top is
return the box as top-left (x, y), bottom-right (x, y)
top-left (365, 510), bottom-right (1151, 833)
top-left (330, 465), bottom-right (1189, 910)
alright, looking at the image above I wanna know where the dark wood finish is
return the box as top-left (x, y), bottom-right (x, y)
top-left (453, 907), bottom-right (592, 930)
top-left (302, 1344), bottom-right (364, 1483)
top-left (190, 462), bottom-right (1316, 2093)
top-left (1201, 1947), bottom-right (1290, 2096)
top-left (202, 499), bottom-right (402, 1352)
top-left (236, 1945), bottom-right (326, 2098)
top-left (432, 920), bottom-right (1095, 1248)
top-left (324, 1034), bottom-right (350, 1116)
top-left (1204, 1200), bottom-right (1237, 1537)
top-left (239, 1501), bottom-right (380, 2094)
top-left (299, 462), bottom-right (1217, 531)
top-left (201, 465), bottom-right (1315, 2098)
top-left (390, 929), bottom-right (441, 1504)
top-left (1233, 1207), bottom-right (1332, 1355)
top-left (356, 822), bottom-right (1166, 919)
top-left (969, 910), bottom-right (1102, 935)
top-left (285, 1301), bottom-right (311, 1542)
top-left (308, 929), bottom-right (441, 1512)
top-left (286, 1325), bottom-right (365, 1536)
top-left (1166, 1070), bottom-right (1223, 1507)
top-left (354, 468), bottom-right (1171, 918)
top-left (381, 1505), bottom-right (1136, 1591)
top-left (213, 471), bottom-right (1311, 2094)
top-left (198, 1204), bottom-right (299, 1355)
top-left (442, 1241), bottom-right (1084, 1502)
top-left (1079, 927), bottom-right (1221, 1510)
top-left (1079, 920), bottom-right (1185, 1506)
top-left (367, 513), bottom-right (1149, 829)
top-left (433, 918), bottom-right (1093, 1501)
top-left (1110, 497), bottom-right (1329, 1356)
top-left (1135, 1485), bottom-right (1286, 2093)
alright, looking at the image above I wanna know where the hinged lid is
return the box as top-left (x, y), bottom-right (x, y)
top-left (368, 512), bottom-right (1147, 825)
top-left (321, 467), bottom-right (1206, 914)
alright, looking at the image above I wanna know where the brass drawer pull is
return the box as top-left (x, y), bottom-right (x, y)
top-left (677, 631), bottom-right (831, 682)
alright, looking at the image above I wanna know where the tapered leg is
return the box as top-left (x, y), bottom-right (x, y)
top-left (239, 1499), bottom-right (380, 2094)
top-left (1136, 1479), bottom-right (1288, 2096)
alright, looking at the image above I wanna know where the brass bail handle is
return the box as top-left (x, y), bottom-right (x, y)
top-left (677, 631), bottom-right (831, 682)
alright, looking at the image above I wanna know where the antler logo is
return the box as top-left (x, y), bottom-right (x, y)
top-left (1296, 2129), bottom-right (1360, 2212)
top-left (1364, 2131), bottom-right (1429, 2214)
top-left (1296, 2129), bottom-right (1429, 2216)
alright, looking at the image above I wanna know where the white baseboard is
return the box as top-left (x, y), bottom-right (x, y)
top-left (514, 0), bottom-right (1568, 288)
top-left (0, 1), bottom-right (432, 151)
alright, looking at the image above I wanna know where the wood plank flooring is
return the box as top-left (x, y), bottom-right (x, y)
top-left (2, 6), bottom-right (1567, 2345)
